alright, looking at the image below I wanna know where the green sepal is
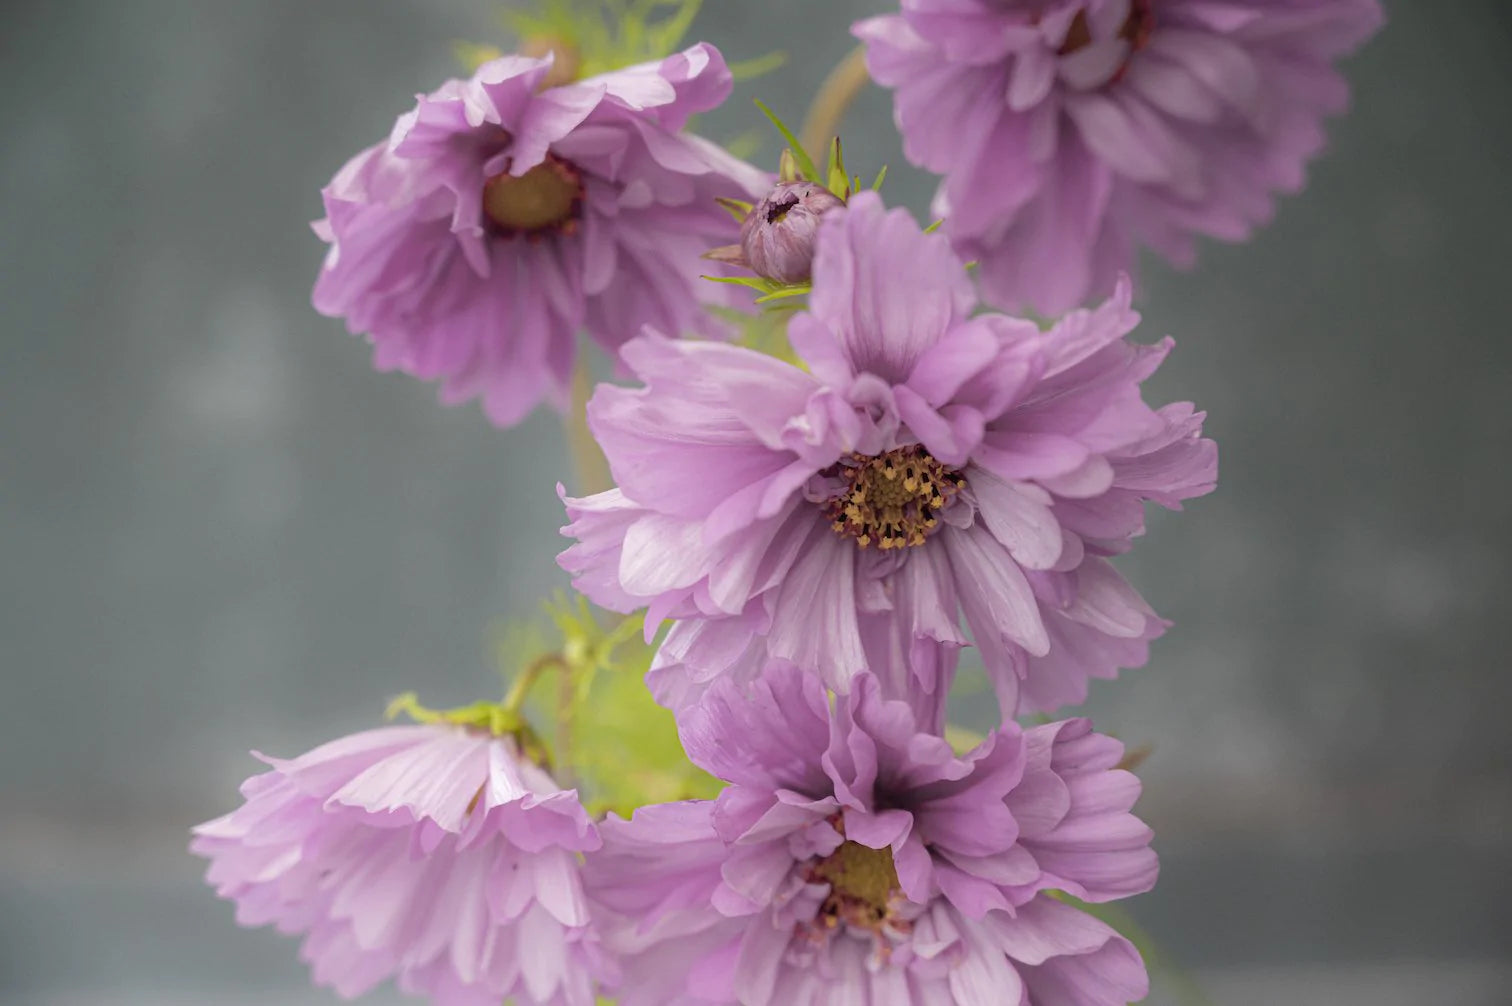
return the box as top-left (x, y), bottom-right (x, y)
top-left (777, 148), bottom-right (801, 184)
top-left (715, 196), bottom-right (754, 223)
top-left (825, 137), bottom-right (851, 201)
top-left (385, 692), bottom-right (524, 739)
top-left (702, 273), bottom-right (812, 313)
top-left (870, 165), bottom-right (889, 191)
top-left (701, 274), bottom-right (774, 292)
top-left (754, 284), bottom-right (812, 304)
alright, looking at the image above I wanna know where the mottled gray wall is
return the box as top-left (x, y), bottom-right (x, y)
top-left (2, 1), bottom-right (1509, 1002)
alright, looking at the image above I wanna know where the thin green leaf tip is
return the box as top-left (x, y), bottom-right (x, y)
top-left (753, 99), bottom-right (820, 183)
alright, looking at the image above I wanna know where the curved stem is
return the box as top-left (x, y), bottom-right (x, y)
top-left (503, 654), bottom-right (566, 715)
top-left (555, 661), bottom-right (578, 787)
top-left (567, 362), bottom-right (612, 495)
top-left (800, 45), bottom-right (871, 162)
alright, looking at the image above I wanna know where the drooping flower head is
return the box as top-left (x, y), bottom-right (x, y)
top-left (855, 0), bottom-right (1384, 315)
top-left (586, 663), bottom-right (1156, 1004)
top-left (559, 191), bottom-right (1215, 717)
top-left (313, 43), bottom-right (768, 427)
top-left (191, 721), bottom-right (609, 1005)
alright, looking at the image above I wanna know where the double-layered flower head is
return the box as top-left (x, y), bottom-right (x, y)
top-left (586, 664), bottom-right (1156, 1004)
top-left (560, 192), bottom-right (1215, 716)
top-left (191, 723), bottom-right (608, 1005)
top-left (313, 43), bottom-right (768, 426)
top-left (856, 0), bottom-right (1384, 315)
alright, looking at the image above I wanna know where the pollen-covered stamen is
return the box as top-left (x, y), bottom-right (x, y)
top-left (797, 819), bottom-right (913, 959)
top-left (804, 829), bottom-right (907, 937)
top-left (809, 840), bottom-right (901, 929)
top-left (824, 446), bottom-right (965, 550)
top-left (483, 154), bottom-right (585, 238)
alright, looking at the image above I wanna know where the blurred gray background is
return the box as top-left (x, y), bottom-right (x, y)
top-left (3, 1), bottom-right (1509, 1003)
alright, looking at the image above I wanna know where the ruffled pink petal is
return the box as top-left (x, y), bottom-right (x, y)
top-left (803, 192), bottom-right (976, 385)
top-left (193, 725), bottom-right (604, 1005)
top-left (859, 0), bottom-right (1382, 311)
top-left (677, 663), bottom-right (833, 793)
top-left (312, 43), bottom-right (761, 429)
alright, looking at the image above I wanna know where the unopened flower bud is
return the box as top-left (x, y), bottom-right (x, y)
top-left (740, 181), bottom-right (844, 284)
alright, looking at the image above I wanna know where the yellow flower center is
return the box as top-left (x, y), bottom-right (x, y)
top-left (483, 155), bottom-right (584, 237)
top-left (825, 446), bottom-right (965, 550)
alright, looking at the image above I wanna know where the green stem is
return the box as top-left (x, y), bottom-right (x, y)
top-left (567, 362), bottom-right (613, 495)
top-left (503, 654), bottom-right (566, 715)
top-left (555, 659), bottom-right (578, 787)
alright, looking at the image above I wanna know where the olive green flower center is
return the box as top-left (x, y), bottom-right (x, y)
top-left (483, 155), bottom-right (584, 237)
top-left (809, 840), bottom-right (902, 929)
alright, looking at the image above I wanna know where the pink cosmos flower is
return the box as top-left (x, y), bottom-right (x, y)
top-left (191, 724), bottom-right (610, 1005)
top-left (855, 0), bottom-right (1384, 315)
top-left (559, 192), bottom-right (1215, 717)
top-left (586, 664), bottom-right (1156, 1004)
top-left (312, 44), bottom-right (768, 427)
